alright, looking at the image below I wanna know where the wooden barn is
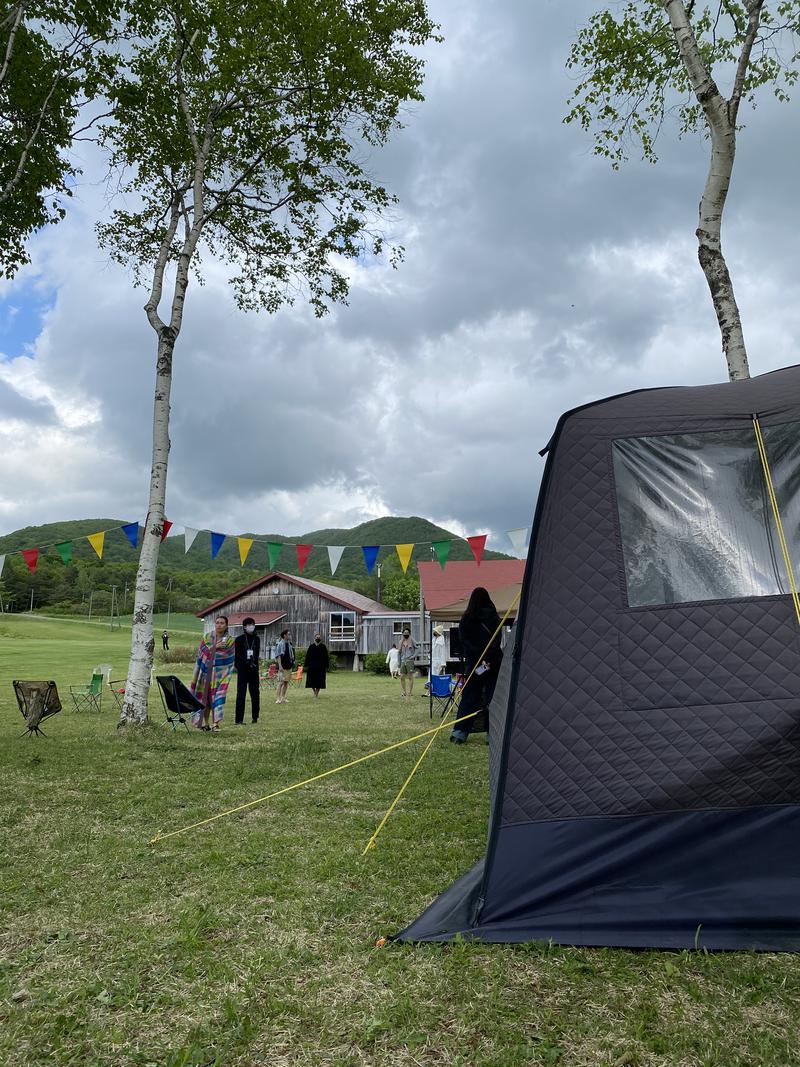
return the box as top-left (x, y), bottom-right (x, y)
top-left (197, 572), bottom-right (423, 670)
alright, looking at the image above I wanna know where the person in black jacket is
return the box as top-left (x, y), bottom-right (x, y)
top-left (234, 617), bottom-right (261, 725)
top-left (450, 587), bottom-right (502, 745)
top-left (304, 633), bottom-right (329, 697)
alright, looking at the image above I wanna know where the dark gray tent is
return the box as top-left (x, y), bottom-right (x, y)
top-left (398, 365), bottom-right (800, 949)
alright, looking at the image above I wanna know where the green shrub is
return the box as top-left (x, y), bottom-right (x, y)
top-left (364, 652), bottom-right (389, 675)
top-left (158, 645), bottom-right (197, 664)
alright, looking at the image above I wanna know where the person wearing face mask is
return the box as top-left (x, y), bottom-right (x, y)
top-left (234, 617), bottom-right (261, 725)
top-left (304, 632), bottom-right (329, 698)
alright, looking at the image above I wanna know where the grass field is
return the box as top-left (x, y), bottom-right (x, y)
top-left (1, 616), bottom-right (800, 1066)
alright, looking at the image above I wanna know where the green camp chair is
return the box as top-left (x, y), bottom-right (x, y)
top-left (70, 671), bottom-right (104, 713)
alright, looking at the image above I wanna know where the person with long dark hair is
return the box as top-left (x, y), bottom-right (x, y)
top-left (450, 587), bottom-right (502, 744)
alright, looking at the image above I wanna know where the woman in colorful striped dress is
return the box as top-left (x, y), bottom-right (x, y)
top-left (190, 615), bottom-right (236, 731)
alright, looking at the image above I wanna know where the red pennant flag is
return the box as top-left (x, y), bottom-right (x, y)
top-left (21, 547), bottom-right (39, 573)
top-left (296, 544), bottom-right (312, 573)
top-left (160, 519), bottom-right (173, 543)
top-left (467, 534), bottom-right (486, 566)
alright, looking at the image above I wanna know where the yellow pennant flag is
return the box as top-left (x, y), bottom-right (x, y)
top-left (395, 543), bottom-right (414, 574)
top-left (237, 537), bottom-right (254, 566)
top-left (87, 531), bottom-right (105, 559)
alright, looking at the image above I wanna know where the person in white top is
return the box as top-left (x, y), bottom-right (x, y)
top-left (386, 644), bottom-right (400, 678)
top-left (431, 626), bottom-right (447, 676)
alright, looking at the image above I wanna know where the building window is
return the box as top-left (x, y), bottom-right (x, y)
top-left (612, 422), bottom-right (800, 608)
top-left (329, 612), bottom-right (356, 639)
top-left (393, 621), bottom-right (408, 636)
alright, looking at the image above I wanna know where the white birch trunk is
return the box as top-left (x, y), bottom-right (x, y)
top-left (118, 332), bottom-right (176, 724)
top-left (663, 0), bottom-right (762, 382)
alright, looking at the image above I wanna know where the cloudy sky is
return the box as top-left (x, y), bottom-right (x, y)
top-left (1, 1), bottom-right (798, 551)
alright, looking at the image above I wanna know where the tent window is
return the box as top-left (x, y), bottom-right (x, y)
top-left (612, 422), bottom-right (800, 608)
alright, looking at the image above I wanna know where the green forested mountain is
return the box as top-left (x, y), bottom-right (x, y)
top-left (0, 516), bottom-right (514, 616)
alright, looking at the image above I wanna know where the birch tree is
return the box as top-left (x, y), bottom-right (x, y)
top-left (565, 1), bottom-right (800, 382)
top-left (0, 1), bottom-right (120, 277)
top-left (98, 0), bottom-right (437, 725)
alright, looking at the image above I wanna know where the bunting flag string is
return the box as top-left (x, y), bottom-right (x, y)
top-left (467, 534), bottom-right (487, 566)
top-left (210, 532), bottom-right (226, 559)
top-left (395, 543), bottom-right (413, 574)
top-left (87, 531), bottom-right (105, 560)
top-left (327, 545), bottom-right (345, 575)
top-left (237, 537), bottom-right (254, 566)
top-left (362, 545), bottom-right (380, 575)
top-left (267, 541), bottom-right (283, 570)
top-left (296, 544), bottom-right (312, 574)
top-left (2, 517), bottom-right (528, 579)
top-left (55, 541), bottom-right (73, 566)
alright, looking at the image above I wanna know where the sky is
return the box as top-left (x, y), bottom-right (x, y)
top-left (1, 0), bottom-right (799, 551)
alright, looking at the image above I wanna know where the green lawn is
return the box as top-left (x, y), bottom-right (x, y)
top-left (1, 616), bottom-right (799, 1066)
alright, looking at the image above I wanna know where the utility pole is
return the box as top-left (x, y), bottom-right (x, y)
top-left (88, 588), bottom-right (94, 621)
top-left (110, 586), bottom-right (120, 630)
top-left (123, 580), bottom-right (129, 614)
top-left (29, 587), bottom-right (34, 613)
top-left (375, 563), bottom-right (381, 605)
top-left (166, 576), bottom-right (173, 628)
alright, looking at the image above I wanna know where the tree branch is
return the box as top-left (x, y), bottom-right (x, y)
top-left (729, 0), bottom-right (765, 121)
top-left (0, 0), bottom-right (25, 87)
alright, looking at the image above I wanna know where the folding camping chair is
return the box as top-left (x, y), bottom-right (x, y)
top-left (260, 662), bottom-right (278, 690)
top-left (108, 678), bottom-right (127, 711)
top-left (429, 673), bottom-right (457, 719)
top-left (289, 665), bottom-right (303, 685)
top-left (155, 675), bottom-right (203, 732)
top-left (13, 680), bottom-right (62, 738)
top-left (70, 671), bottom-right (104, 712)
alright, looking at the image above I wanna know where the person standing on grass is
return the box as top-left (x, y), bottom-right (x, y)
top-left (304, 633), bottom-right (329, 698)
top-left (398, 627), bottom-right (416, 699)
top-left (274, 627), bottom-right (295, 705)
top-left (450, 587), bottom-right (502, 745)
top-left (162, 630), bottom-right (169, 651)
top-left (234, 617), bottom-right (261, 725)
top-left (190, 615), bottom-right (235, 731)
top-left (386, 643), bottom-right (400, 679)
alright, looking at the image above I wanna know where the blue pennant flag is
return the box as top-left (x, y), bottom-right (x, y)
top-left (121, 522), bottom-right (139, 549)
top-left (362, 545), bottom-right (380, 575)
top-left (210, 531), bottom-right (226, 559)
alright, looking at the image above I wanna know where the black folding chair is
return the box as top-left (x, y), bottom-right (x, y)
top-left (13, 680), bottom-right (62, 738)
top-left (156, 675), bottom-right (203, 733)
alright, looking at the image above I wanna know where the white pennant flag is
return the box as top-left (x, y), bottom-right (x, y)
top-left (327, 546), bottom-right (345, 575)
top-left (0, 553), bottom-right (5, 577)
top-left (184, 527), bottom-right (199, 553)
top-left (506, 527), bottom-right (529, 556)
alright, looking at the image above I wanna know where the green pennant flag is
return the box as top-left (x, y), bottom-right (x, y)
top-left (55, 541), bottom-right (73, 566)
top-left (432, 539), bottom-right (451, 570)
top-left (267, 541), bottom-right (283, 570)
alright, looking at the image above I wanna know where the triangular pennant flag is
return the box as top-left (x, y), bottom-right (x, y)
top-left (184, 526), bottom-right (199, 553)
top-left (160, 519), bottom-right (173, 543)
top-left (506, 527), bottom-right (529, 555)
top-left (0, 554), bottom-right (5, 577)
top-left (267, 541), bottom-right (283, 570)
top-left (467, 534), bottom-right (487, 566)
top-left (432, 540), bottom-right (451, 571)
top-left (121, 522), bottom-right (139, 549)
top-left (237, 537), bottom-right (254, 566)
top-left (210, 532), bottom-right (226, 559)
top-left (296, 544), bottom-right (312, 573)
top-left (87, 531), bottom-right (105, 560)
top-left (362, 545), bottom-right (380, 575)
top-left (327, 546), bottom-right (345, 575)
top-left (395, 543), bottom-right (414, 574)
top-left (55, 541), bottom-right (73, 566)
top-left (21, 547), bottom-right (39, 574)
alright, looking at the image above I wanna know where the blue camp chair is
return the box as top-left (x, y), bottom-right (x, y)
top-left (429, 673), bottom-right (455, 719)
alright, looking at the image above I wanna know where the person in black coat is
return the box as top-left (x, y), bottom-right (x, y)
top-left (234, 617), bottom-right (261, 724)
top-left (450, 587), bottom-right (502, 745)
top-left (305, 633), bottom-right (329, 697)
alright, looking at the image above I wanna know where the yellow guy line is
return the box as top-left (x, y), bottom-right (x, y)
top-left (150, 711), bottom-right (480, 845)
top-left (753, 416), bottom-right (800, 627)
top-left (362, 589), bottom-right (522, 856)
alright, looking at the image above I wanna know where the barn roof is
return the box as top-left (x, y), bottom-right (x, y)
top-left (417, 559), bottom-right (527, 612)
top-left (197, 571), bottom-right (391, 618)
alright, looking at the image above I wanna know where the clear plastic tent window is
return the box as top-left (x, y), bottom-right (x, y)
top-left (612, 422), bottom-right (800, 608)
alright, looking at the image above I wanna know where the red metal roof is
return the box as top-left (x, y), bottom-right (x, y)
top-left (417, 559), bottom-right (527, 611)
top-left (225, 611), bottom-right (286, 627)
